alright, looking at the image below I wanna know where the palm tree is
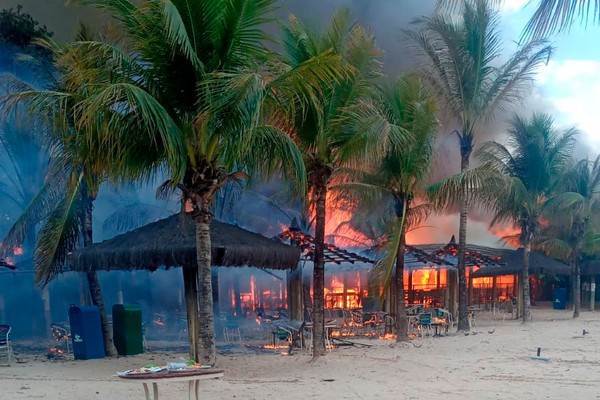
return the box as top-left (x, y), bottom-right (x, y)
top-left (7, 0), bottom-right (346, 365)
top-left (436, 0), bottom-right (600, 39)
top-left (406, 0), bottom-right (553, 330)
top-left (334, 75), bottom-right (437, 341)
top-left (478, 113), bottom-right (577, 322)
top-left (541, 156), bottom-right (600, 317)
top-left (0, 26), bottom-right (120, 356)
top-left (281, 9), bottom-right (407, 356)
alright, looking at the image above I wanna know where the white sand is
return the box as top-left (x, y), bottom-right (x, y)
top-left (3, 307), bottom-right (600, 400)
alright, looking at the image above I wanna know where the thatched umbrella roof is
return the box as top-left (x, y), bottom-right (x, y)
top-left (69, 214), bottom-right (301, 272)
top-left (472, 248), bottom-right (569, 278)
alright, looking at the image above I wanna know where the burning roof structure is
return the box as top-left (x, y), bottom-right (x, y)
top-left (275, 221), bottom-right (453, 271)
top-left (416, 235), bottom-right (505, 268)
top-left (472, 248), bottom-right (569, 278)
top-left (69, 213), bottom-right (301, 272)
top-left (275, 226), bottom-right (373, 265)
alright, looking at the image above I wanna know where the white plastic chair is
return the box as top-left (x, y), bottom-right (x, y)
top-left (0, 325), bottom-right (13, 365)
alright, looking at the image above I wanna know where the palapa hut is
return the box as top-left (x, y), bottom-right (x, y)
top-left (71, 214), bottom-right (300, 272)
top-left (69, 213), bottom-right (301, 359)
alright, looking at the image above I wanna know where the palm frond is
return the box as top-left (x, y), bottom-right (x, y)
top-left (0, 168), bottom-right (68, 256)
top-left (34, 172), bottom-right (84, 286)
top-left (523, 0), bottom-right (600, 40)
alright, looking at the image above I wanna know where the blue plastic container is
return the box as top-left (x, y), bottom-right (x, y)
top-left (68, 305), bottom-right (105, 360)
top-left (553, 288), bottom-right (568, 310)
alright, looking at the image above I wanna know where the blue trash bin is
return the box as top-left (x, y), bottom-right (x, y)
top-left (68, 305), bottom-right (105, 360)
top-left (553, 288), bottom-right (568, 310)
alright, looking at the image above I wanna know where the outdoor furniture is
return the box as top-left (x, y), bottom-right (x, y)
top-left (303, 321), bottom-right (337, 354)
top-left (418, 313), bottom-right (432, 338)
top-left (0, 324), bottom-right (13, 365)
top-left (223, 317), bottom-right (241, 342)
top-left (467, 306), bottom-right (480, 329)
top-left (51, 322), bottom-right (71, 354)
top-left (118, 368), bottom-right (223, 400)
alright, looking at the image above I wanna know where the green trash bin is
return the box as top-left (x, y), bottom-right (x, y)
top-left (112, 304), bottom-right (143, 356)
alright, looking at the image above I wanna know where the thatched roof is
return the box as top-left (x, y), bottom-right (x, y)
top-left (472, 248), bottom-right (569, 278)
top-left (69, 214), bottom-right (301, 272)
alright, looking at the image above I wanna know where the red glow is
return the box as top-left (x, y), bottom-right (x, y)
top-left (12, 246), bottom-right (23, 255)
top-left (490, 225), bottom-right (520, 248)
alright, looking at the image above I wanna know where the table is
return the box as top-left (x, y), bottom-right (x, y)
top-left (118, 369), bottom-right (224, 400)
top-left (304, 322), bottom-right (338, 352)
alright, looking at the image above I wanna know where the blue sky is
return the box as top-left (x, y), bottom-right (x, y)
top-left (500, 0), bottom-right (600, 155)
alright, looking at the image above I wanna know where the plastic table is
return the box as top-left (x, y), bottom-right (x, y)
top-left (118, 369), bottom-right (224, 400)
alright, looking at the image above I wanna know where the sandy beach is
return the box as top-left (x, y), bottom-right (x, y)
top-left (2, 306), bottom-right (600, 400)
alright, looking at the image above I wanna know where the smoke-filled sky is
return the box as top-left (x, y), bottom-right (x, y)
top-left (3, 0), bottom-right (599, 247)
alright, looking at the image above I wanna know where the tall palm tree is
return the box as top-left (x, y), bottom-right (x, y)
top-left (478, 113), bottom-right (577, 322)
top-left (7, 0), bottom-right (346, 365)
top-left (541, 156), bottom-right (600, 317)
top-left (281, 9), bottom-right (406, 356)
top-left (335, 75), bottom-right (437, 341)
top-left (0, 26), bottom-right (120, 356)
top-left (406, 0), bottom-right (553, 330)
top-left (436, 0), bottom-right (600, 39)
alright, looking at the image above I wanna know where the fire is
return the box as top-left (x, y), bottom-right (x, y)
top-left (323, 193), bottom-right (369, 247)
top-left (261, 344), bottom-right (289, 349)
top-left (13, 246), bottom-right (23, 255)
top-left (490, 224), bottom-right (520, 248)
top-left (380, 333), bottom-right (396, 340)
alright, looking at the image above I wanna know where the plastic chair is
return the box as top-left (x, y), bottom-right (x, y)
top-left (418, 313), bottom-right (432, 338)
top-left (51, 322), bottom-right (71, 354)
top-left (223, 317), bottom-right (242, 342)
top-left (0, 325), bottom-right (13, 365)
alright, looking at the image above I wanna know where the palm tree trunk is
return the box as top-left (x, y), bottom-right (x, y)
top-left (573, 254), bottom-right (581, 318)
top-left (457, 151), bottom-right (470, 331)
top-left (193, 206), bottom-right (216, 365)
top-left (522, 240), bottom-right (532, 323)
top-left (395, 225), bottom-right (408, 342)
top-left (82, 197), bottom-right (117, 356)
top-left (312, 180), bottom-right (327, 358)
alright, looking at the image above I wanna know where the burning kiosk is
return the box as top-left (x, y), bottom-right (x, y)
top-left (69, 213), bottom-right (301, 358)
top-left (275, 223), bottom-right (374, 320)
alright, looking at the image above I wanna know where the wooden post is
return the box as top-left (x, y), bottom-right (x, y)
top-left (302, 266), bottom-right (312, 321)
top-left (182, 267), bottom-right (200, 361)
top-left (233, 275), bottom-right (242, 317)
top-left (343, 273), bottom-right (349, 309)
top-left (517, 274), bottom-right (523, 319)
top-left (211, 268), bottom-right (220, 318)
top-left (447, 269), bottom-right (457, 316)
top-left (492, 277), bottom-right (497, 309)
top-left (0, 293), bottom-right (4, 322)
top-left (43, 287), bottom-right (52, 339)
top-left (591, 275), bottom-right (596, 311)
top-left (408, 269), bottom-right (414, 305)
top-left (287, 266), bottom-right (303, 320)
top-left (468, 269), bottom-right (473, 306)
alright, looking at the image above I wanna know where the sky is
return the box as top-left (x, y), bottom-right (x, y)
top-left (499, 0), bottom-right (600, 156)
top-left (3, 0), bottom-right (600, 247)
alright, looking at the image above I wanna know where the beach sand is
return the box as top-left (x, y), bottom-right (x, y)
top-left (2, 307), bottom-right (600, 400)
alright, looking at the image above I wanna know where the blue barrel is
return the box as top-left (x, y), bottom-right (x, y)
top-left (553, 288), bottom-right (568, 310)
top-left (68, 305), bottom-right (105, 360)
